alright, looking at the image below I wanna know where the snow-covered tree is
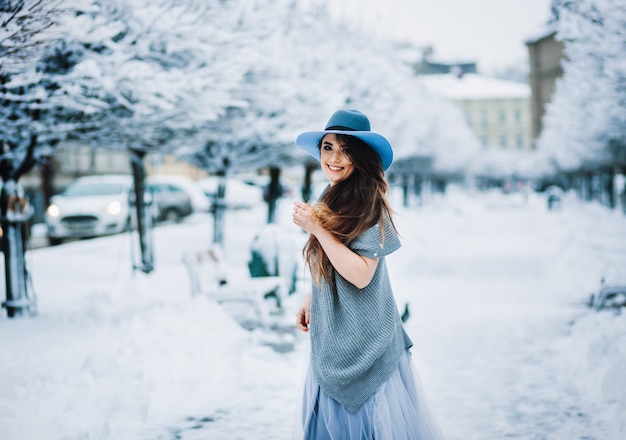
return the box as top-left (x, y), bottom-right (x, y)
top-left (177, 0), bottom-right (478, 225)
top-left (41, 0), bottom-right (256, 265)
top-left (0, 0), bottom-right (62, 74)
top-left (180, 0), bottom-right (300, 175)
top-left (190, 0), bottom-right (478, 174)
top-left (538, 0), bottom-right (626, 172)
top-left (0, 0), bottom-right (70, 318)
top-left (47, 0), bottom-right (246, 151)
top-left (0, 1), bottom-right (75, 179)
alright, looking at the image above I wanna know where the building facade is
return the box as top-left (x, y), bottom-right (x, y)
top-left (419, 73), bottom-right (533, 151)
top-left (525, 27), bottom-right (565, 141)
top-left (44, 142), bottom-right (206, 189)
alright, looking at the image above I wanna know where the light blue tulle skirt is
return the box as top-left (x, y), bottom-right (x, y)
top-left (296, 349), bottom-right (444, 440)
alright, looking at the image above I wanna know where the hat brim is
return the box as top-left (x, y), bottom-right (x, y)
top-left (296, 130), bottom-right (393, 171)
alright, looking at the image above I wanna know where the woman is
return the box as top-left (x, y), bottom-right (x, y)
top-left (292, 109), bottom-right (443, 439)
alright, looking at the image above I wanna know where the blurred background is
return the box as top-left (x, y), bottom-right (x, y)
top-left (2, 0), bottom-right (624, 312)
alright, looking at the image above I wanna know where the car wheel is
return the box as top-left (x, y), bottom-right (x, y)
top-left (48, 237), bottom-right (63, 246)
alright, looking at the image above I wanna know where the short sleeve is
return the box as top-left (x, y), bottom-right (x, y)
top-left (349, 215), bottom-right (401, 259)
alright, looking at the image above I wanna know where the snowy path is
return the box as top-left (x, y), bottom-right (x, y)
top-left (389, 190), bottom-right (626, 439)
top-left (1, 188), bottom-right (625, 439)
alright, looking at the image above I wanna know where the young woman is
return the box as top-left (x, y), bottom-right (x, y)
top-left (292, 109), bottom-right (443, 439)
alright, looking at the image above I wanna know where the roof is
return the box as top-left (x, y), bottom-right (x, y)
top-left (418, 73), bottom-right (530, 100)
top-left (524, 23), bottom-right (558, 45)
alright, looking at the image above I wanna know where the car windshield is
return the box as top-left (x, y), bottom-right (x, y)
top-left (63, 182), bottom-right (126, 197)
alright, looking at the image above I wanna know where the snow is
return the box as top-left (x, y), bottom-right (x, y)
top-left (1, 187), bottom-right (626, 439)
top-left (524, 22), bottom-right (558, 44)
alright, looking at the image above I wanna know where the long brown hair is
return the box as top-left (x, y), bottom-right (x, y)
top-left (303, 134), bottom-right (396, 286)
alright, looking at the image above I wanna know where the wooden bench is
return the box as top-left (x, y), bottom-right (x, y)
top-left (182, 246), bottom-right (289, 330)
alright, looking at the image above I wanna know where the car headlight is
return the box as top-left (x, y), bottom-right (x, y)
top-left (105, 200), bottom-right (123, 216)
top-left (47, 204), bottom-right (61, 218)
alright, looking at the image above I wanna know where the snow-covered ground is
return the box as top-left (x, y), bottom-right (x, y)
top-left (1, 187), bottom-right (625, 439)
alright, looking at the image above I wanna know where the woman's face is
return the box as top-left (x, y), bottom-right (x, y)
top-left (319, 134), bottom-right (355, 186)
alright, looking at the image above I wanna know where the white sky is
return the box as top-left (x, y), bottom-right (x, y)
top-left (327, 0), bottom-right (554, 72)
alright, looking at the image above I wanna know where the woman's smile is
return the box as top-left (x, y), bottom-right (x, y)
top-left (320, 134), bottom-right (355, 185)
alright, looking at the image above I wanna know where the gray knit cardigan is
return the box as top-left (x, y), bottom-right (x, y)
top-left (309, 215), bottom-right (413, 413)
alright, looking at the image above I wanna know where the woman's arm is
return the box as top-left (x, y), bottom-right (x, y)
top-left (313, 227), bottom-right (378, 289)
top-left (293, 201), bottom-right (378, 289)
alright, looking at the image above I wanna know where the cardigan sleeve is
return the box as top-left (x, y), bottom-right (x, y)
top-left (349, 215), bottom-right (401, 259)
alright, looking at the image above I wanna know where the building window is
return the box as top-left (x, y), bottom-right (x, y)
top-left (499, 110), bottom-right (506, 123)
top-left (516, 135), bottom-right (524, 149)
top-left (499, 135), bottom-right (507, 148)
top-left (481, 110), bottom-right (489, 128)
top-left (514, 109), bottom-right (522, 125)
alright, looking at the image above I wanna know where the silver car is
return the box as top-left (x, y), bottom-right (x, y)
top-left (147, 176), bottom-right (200, 222)
top-left (147, 180), bottom-right (193, 222)
top-left (45, 175), bottom-right (133, 245)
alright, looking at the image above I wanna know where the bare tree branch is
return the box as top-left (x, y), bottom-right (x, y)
top-left (0, 0), bottom-right (63, 74)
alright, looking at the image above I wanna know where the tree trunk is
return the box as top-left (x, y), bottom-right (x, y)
top-left (605, 168), bottom-right (616, 209)
top-left (40, 160), bottom-right (55, 215)
top-left (413, 175), bottom-right (423, 206)
top-left (266, 166), bottom-right (282, 224)
top-left (130, 149), bottom-right (154, 274)
top-left (621, 167), bottom-right (626, 215)
top-left (212, 169), bottom-right (227, 244)
top-left (401, 174), bottom-right (409, 207)
top-left (582, 172), bottom-right (593, 202)
top-left (562, 174), bottom-right (583, 200)
top-left (210, 157), bottom-right (231, 245)
top-left (301, 162), bottom-right (317, 203)
top-left (1, 179), bottom-right (35, 317)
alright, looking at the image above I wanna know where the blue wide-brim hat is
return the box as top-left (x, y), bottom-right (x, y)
top-left (296, 109), bottom-right (393, 171)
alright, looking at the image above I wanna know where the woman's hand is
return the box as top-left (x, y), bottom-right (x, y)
top-left (293, 201), bottom-right (377, 289)
top-left (292, 201), bottom-right (318, 234)
top-left (296, 292), bottom-right (312, 332)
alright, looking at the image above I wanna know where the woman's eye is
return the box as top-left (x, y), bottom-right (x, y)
top-left (322, 145), bottom-right (332, 151)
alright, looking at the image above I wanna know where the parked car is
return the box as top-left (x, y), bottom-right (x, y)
top-left (45, 175), bottom-right (133, 245)
top-left (146, 176), bottom-right (195, 222)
